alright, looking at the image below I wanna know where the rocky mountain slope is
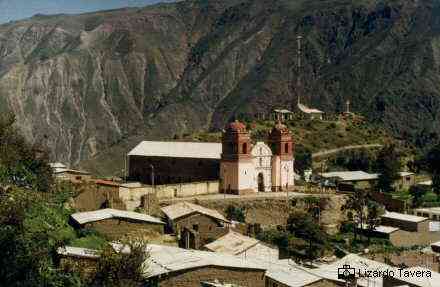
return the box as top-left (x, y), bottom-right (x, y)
top-left (0, 0), bottom-right (439, 165)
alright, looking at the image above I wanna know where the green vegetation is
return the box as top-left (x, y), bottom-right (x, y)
top-left (375, 144), bottom-right (402, 193)
top-left (426, 143), bottom-right (440, 200)
top-left (91, 239), bottom-right (149, 287)
top-left (258, 209), bottom-right (331, 262)
top-left (225, 205), bottom-right (246, 223)
top-left (0, 113), bottom-right (148, 286)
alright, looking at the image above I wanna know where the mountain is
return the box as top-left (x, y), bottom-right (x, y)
top-left (0, 0), bottom-right (439, 166)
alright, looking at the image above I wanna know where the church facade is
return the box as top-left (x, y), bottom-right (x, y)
top-left (127, 121), bottom-right (295, 194)
top-left (219, 120), bottom-right (295, 195)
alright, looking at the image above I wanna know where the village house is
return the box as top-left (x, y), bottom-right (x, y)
top-left (70, 208), bottom-right (165, 239)
top-left (272, 109), bottom-right (294, 121)
top-left (318, 171), bottom-right (416, 191)
top-left (50, 162), bottom-right (92, 183)
top-left (144, 244), bottom-right (267, 287)
top-left (297, 103), bottom-right (324, 120)
top-left (161, 202), bottom-right (230, 249)
top-left (414, 207), bottom-right (440, 221)
top-left (316, 253), bottom-right (440, 287)
top-left (56, 246), bottom-right (99, 280)
top-left (203, 231), bottom-right (279, 261)
top-left (381, 212), bottom-right (429, 233)
top-left (127, 120), bottom-right (295, 195)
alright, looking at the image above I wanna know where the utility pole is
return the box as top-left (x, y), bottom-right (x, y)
top-left (296, 35), bottom-right (303, 106)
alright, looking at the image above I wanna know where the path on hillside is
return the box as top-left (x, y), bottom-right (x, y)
top-left (312, 144), bottom-right (383, 159)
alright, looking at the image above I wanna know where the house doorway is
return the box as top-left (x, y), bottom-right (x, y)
top-left (258, 173), bottom-right (265, 192)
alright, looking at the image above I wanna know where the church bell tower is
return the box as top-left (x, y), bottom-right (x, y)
top-left (268, 121), bottom-right (295, 191)
top-left (220, 120), bottom-right (255, 195)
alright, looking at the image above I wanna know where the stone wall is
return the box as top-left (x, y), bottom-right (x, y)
top-left (187, 195), bottom-right (346, 231)
top-left (84, 218), bottom-right (164, 240)
top-left (155, 266), bottom-right (265, 287)
top-left (59, 256), bottom-right (98, 281)
top-left (389, 229), bottom-right (440, 247)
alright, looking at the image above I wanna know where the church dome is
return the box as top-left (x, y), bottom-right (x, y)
top-left (226, 120), bottom-right (247, 132)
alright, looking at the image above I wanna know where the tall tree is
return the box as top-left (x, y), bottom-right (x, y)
top-left (375, 144), bottom-right (401, 192)
top-left (365, 201), bottom-right (385, 244)
top-left (287, 210), bottom-right (328, 260)
top-left (341, 189), bottom-right (369, 241)
top-left (426, 143), bottom-right (440, 200)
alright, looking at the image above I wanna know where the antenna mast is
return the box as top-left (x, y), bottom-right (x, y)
top-left (297, 35), bottom-right (303, 105)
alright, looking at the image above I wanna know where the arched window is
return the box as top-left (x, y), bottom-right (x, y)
top-left (285, 143), bottom-right (289, 153)
top-left (242, 142), bottom-right (248, 154)
top-left (259, 157), bottom-right (263, 166)
top-left (259, 147), bottom-right (263, 154)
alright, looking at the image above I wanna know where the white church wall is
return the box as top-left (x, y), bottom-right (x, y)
top-left (252, 142), bottom-right (273, 192)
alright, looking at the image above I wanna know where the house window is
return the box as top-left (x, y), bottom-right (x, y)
top-left (259, 147), bottom-right (263, 154)
top-left (285, 143), bottom-right (289, 153)
top-left (259, 158), bottom-right (263, 166)
top-left (193, 224), bottom-right (199, 231)
top-left (406, 176), bottom-right (411, 182)
top-left (75, 176), bottom-right (82, 180)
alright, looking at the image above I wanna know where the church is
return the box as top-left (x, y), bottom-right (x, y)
top-left (127, 120), bottom-right (295, 194)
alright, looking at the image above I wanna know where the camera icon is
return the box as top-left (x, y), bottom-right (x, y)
top-left (338, 264), bottom-right (355, 280)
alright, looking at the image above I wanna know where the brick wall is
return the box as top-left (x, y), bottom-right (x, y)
top-left (84, 218), bottom-right (164, 240)
top-left (155, 266), bottom-right (265, 287)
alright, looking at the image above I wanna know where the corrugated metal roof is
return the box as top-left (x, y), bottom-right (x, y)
top-left (161, 202), bottom-right (229, 223)
top-left (50, 162), bottom-right (67, 169)
top-left (382, 211), bottom-right (428, 223)
top-left (70, 209), bottom-right (164, 225)
top-left (399, 172), bottom-right (414, 177)
top-left (265, 267), bottom-right (323, 287)
top-left (128, 141), bottom-right (222, 159)
top-left (204, 231), bottom-right (260, 255)
top-left (320, 171), bottom-right (378, 182)
top-left (145, 244), bottom-right (265, 277)
top-left (54, 168), bottom-right (91, 175)
top-left (358, 224), bottom-right (400, 234)
top-left (56, 246), bottom-right (99, 259)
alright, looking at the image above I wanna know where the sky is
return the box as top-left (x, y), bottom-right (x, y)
top-left (0, 0), bottom-right (170, 24)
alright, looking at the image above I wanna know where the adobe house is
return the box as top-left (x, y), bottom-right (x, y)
top-left (70, 208), bottom-right (165, 239)
top-left (381, 212), bottom-right (429, 233)
top-left (56, 246), bottom-right (99, 280)
top-left (145, 244), bottom-right (266, 287)
top-left (50, 162), bottom-right (93, 183)
top-left (161, 202), bottom-right (230, 249)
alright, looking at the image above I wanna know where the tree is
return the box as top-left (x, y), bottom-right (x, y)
top-left (92, 239), bottom-right (150, 287)
top-left (375, 144), bottom-right (401, 192)
top-left (0, 113), bottom-right (53, 192)
top-left (225, 205), bottom-right (246, 223)
top-left (295, 144), bottom-right (312, 175)
top-left (0, 187), bottom-right (80, 287)
top-left (286, 210), bottom-right (328, 260)
top-left (409, 185), bottom-right (428, 208)
top-left (341, 189), bottom-right (369, 241)
top-left (426, 143), bottom-right (440, 200)
top-left (365, 201), bottom-right (385, 244)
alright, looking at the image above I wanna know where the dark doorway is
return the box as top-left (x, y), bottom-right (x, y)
top-left (258, 173), bottom-right (265, 192)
